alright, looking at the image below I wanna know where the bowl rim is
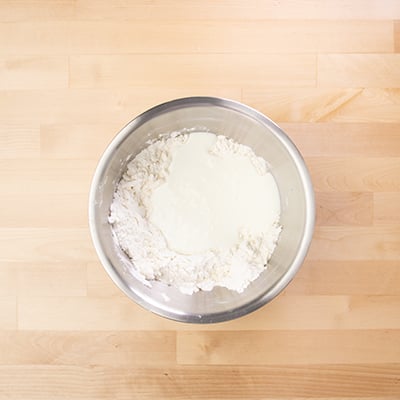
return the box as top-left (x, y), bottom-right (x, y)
top-left (88, 96), bottom-right (315, 324)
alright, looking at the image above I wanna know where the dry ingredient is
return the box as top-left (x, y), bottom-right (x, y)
top-left (109, 131), bottom-right (281, 294)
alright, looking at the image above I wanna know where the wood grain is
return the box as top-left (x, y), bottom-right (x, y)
top-left (307, 157), bottom-right (400, 192)
top-left (0, 297), bottom-right (17, 330)
top-left (0, 88), bottom-right (241, 125)
top-left (374, 192), bottom-right (400, 225)
top-left (318, 54), bottom-right (400, 87)
top-left (0, 228), bottom-right (96, 263)
top-left (282, 123), bottom-right (400, 157)
top-left (0, 331), bottom-right (176, 366)
top-left (0, 123), bottom-right (40, 159)
top-left (17, 263), bottom-right (87, 297)
top-left (244, 88), bottom-right (400, 123)
top-left (0, 21), bottom-right (393, 56)
top-left (0, 56), bottom-right (68, 90)
top-left (0, 365), bottom-right (399, 399)
top-left (287, 261), bottom-right (400, 295)
top-left (17, 295), bottom-right (400, 331)
top-left (395, 20), bottom-right (400, 52)
top-left (0, 193), bottom-right (88, 228)
top-left (177, 330), bottom-right (400, 365)
top-left (40, 123), bottom-right (118, 159)
top-left (316, 88), bottom-right (400, 123)
top-left (315, 192), bottom-right (373, 226)
top-left (0, 265), bottom-right (17, 296)
top-left (69, 54), bottom-right (316, 89)
top-left (1, 0), bottom-right (400, 398)
top-left (309, 226), bottom-right (400, 260)
top-left (0, 159), bottom-right (96, 194)
top-left (0, 1), bottom-right (74, 22)
top-left (74, 0), bottom-right (400, 21)
top-left (242, 88), bottom-right (364, 122)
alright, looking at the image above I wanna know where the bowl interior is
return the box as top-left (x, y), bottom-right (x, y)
top-left (89, 97), bottom-right (314, 323)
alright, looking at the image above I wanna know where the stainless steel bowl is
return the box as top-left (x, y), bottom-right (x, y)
top-left (89, 97), bottom-right (315, 323)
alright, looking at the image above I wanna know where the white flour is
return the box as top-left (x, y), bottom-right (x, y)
top-left (109, 132), bottom-right (281, 294)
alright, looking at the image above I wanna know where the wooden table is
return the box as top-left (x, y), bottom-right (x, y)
top-left (1, 1), bottom-right (400, 398)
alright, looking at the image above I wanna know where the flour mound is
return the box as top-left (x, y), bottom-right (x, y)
top-left (109, 133), bottom-right (281, 294)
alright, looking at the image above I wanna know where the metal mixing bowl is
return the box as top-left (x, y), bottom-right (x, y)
top-left (89, 97), bottom-right (315, 323)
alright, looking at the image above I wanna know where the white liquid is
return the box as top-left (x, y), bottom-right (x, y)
top-left (149, 132), bottom-right (281, 255)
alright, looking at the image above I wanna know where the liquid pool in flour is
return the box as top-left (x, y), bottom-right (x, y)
top-left (109, 131), bottom-right (281, 294)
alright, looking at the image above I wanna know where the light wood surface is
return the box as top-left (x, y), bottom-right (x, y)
top-left (1, 1), bottom-right (400, 398)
